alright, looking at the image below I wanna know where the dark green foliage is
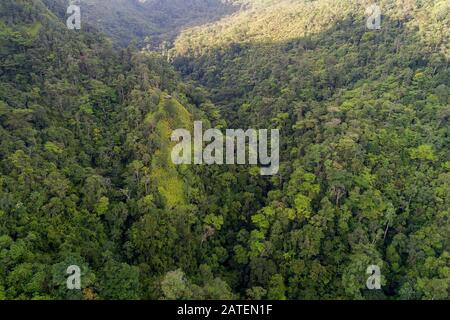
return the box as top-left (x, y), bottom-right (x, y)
top-left (0, 0), bottom-right (227, 300)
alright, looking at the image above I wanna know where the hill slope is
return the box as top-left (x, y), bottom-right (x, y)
top-left (0, 0), bottom-right (235, 299)
top-left (173, 0), bottom-right (450, 299)
top-left (65, 0), bottom-right (242, 47)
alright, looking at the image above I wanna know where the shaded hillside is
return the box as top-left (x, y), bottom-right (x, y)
top-left (66, 0), bottom-right (242, 47)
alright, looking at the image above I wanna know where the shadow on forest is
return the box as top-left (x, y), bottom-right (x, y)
top-left (41, 0), bottom-right (243, 47)
top-left (173, 13), bottom-right (434, 127)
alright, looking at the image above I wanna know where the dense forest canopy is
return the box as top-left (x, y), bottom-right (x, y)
top-left (0, 0), bottom-right (449, 300)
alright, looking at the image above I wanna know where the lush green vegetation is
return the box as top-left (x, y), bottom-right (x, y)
top-left (0, 0), bottom-right (235, 300)
top-left (0, 0), bottom-right (449, 300)
top-left (172, 0), bottom-right (450, 300)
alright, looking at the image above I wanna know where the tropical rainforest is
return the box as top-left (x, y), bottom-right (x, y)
top-left (0, 0), bottom-right (449, 300)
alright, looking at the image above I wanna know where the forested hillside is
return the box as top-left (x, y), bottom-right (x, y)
top-left (173, 0), bottom-right (450, 299)
top-left (0, 0), bottom-right (236, 299)
top-left (0, 0), bottom-right (449, 300)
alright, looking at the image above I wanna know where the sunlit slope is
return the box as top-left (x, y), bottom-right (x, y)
top-left (174, 0), bottom-right (449, 57)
